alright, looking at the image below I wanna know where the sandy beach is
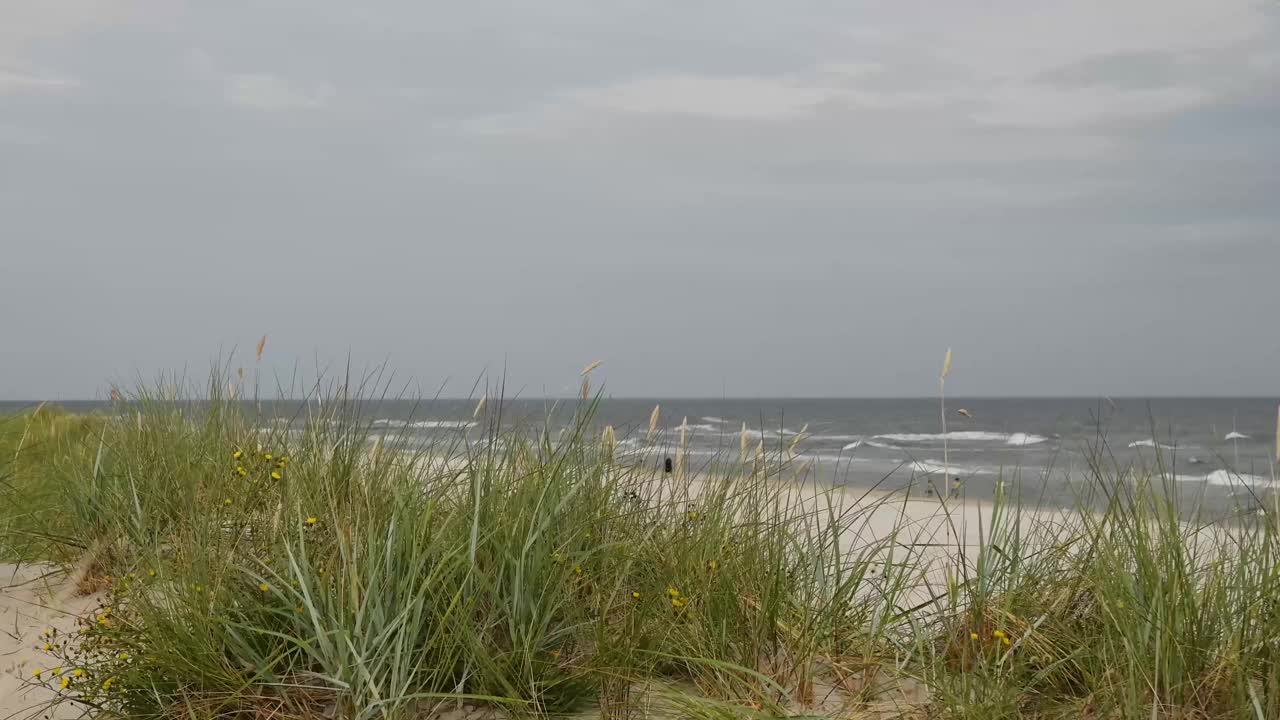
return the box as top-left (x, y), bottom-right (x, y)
top-left (0, 563), bottom-right (103, 720)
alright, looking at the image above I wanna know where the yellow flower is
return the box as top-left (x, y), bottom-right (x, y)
top-left (148, 569), bottom-right (156, 578)
top-left (305, 516), bottom-right (317, 526)
top-left (631, 591), bottom-right (641, 599)
top-left (224, 498), bottom-right (232, 506)
top-left (60, 677), bottom-right (70, 690)
top-left (235, 466), bottom-right (247, 477)
top-left (118, 652), bottom-right (129, 661)
top-left (706, 560), bottom-right (719, 572)
top-left (51, 667), bottom-right (61, 675)
top-left (992, 629), bottom-right (1007, 640)
top-left (40, 628), bottom-right (50, 638)
top-left (686, 511), bottom-right (699, 521)
top-left (271, 470), bottom-right (282, 481)
top-left (671, 597), bottom-right (687, 609)
top-left (263, 452), bottom-right (273, 461)
top-left (318, 567), bottom-right (326, 575)
top-left (573, 565), bottom-right (583, 575)
top-left (41, 643), bottom-right (51, 651)
top-left (233, 449), bottom-right (243, 460)
top-left (194, 584), bottom-right (203, 592)
top-left (969, 632), bottom-right (979, 641)
top-left (259, 583), bottom-right (270, 593)
top-left (32, 668), bottom-right (42, 678)
top-left (102, 678), bottom-right (114, 691)
top-left (1002, 636), bottom-right (1012, 647)
top-left (72, 668), bottom-right (83, 678)
top-left (277, 458), bottom-right (288, 468)
top-left (666, 586), bottom-right (680, 598)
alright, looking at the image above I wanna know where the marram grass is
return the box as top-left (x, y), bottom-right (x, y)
top-left (1, 381), bottom-right (1279, 720)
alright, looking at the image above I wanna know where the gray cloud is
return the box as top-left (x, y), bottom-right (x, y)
top-left (1, 1), bottom-right (1278, 399)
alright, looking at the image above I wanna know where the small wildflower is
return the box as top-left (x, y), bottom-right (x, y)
top-left (631, 591), bottom-right (641, 599)
top-left (60, 677), bottom-right (70, 690)
top-left (1002, 636), bottom-right (1012, 647)
top-left (277, 457), bottom-right (288, 467)
top-left (224, 498), bottom-right (232, 506)
top-left (233, 449), bottom-right (243, 460)
top-left (969, 632), bottom-right (979, 641)
top-left (264, 452), bottom-right (273, 461)
top-left (305, 516), bottom-right (317, 526)
top-left (666, 586), bottom-right (680, 598)
top-left (235, 466), bottom-right (247, 477)
top-left (72, 668), bottom-right (83, 678)
top-left (102, 678), bottom-right (114, 691)
top-left (671, 597), bottom-right (687, 609)
top-left (686, 511), bottom-right (700, 521)
top-left (194, 584), bottom-right (203, 593)
top-left (992, 629), bottom-right (1007, 640)
top-left (148, 569), bottom-right (156, 578)
top-left (706, 559), bottom-right (719, 573)
top-left (318, 566), bottom-right (326, 575)
top-left (271, 470), bottom-right (282, 480)
top-left (117, 652), bottom-right (129, 661)
top-left (259, 583), bottom-right (270, 593)
top-left (32, 668), bottom-right (42, 678)
top-left (40, 628), bottom-right (50, 638)
top-left (51, 667), bottom-right (61, 676)
top-left (41, 643), bottom-right (51, 651)
top-left (573, 564), bottom-right (583, 575)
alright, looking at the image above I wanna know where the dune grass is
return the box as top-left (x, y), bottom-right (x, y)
top-left (2, 377), bottom-right (1278, 720)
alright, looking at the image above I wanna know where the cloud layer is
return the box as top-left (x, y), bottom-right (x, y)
top-left (1, 1), bottom-right (1277, 398)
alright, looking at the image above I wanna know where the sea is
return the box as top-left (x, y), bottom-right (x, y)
top-left (5, 397), bottom-right (1276, 512)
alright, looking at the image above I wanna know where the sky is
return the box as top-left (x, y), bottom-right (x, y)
top-left (2, 1), bottom-right (1278, 399)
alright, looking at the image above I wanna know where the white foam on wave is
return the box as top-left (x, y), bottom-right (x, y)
top-left (873, 431), bottom-right (1047, 446)
top-left (1199, 469), bottom-right (1275, 488)
top-left (865, 439), bottom-right (899, 450)
top-left (740, 427), bottom-right (803, 439)
top-left (1005, 433), bottom-right (1046, 446)
top-left (842, 440), bottom-right (863, 451)
top-left (373, 418), bottom-right (475, 430)
top-left (701, 416), bottom-right (730, 425)
top-left (908, 461), bottom-right (993, 477)
top-left (1224, 431), bottom-right (1251, 441)
top-left (675, 423), bottom-right (720, 433)
top-left (1128, 439), bottom-right (1177, 450)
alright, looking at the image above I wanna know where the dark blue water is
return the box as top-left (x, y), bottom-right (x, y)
top-left (5, 397), bottom-right (1276, 507)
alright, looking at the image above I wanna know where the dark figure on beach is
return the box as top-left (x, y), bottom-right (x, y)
top-left (664, 457), bottom-right (673, 474)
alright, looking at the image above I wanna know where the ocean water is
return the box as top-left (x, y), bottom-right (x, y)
top-left (5, 397), bottom-right (1276, 509)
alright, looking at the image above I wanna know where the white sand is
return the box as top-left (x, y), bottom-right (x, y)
top-left (0, 564), bottom-right (102, 720)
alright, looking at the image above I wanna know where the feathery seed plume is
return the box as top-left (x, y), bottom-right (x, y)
top-left (647, 404), bottom-right (661, 442)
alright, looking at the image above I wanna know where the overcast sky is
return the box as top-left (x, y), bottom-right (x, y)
top-left (2, 1), bottom-right (1278, 399)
